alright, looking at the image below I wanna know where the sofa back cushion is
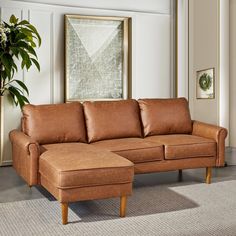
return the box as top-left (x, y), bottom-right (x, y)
top-left (83, 99), bottom-right (142, 143)
top-left (138, 98), bottom-right (192, 136)
top-left (22, 102), bottom-right (87, 144)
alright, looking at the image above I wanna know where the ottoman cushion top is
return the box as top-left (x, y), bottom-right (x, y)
top-left (39, 143), bottom-right (134, 189)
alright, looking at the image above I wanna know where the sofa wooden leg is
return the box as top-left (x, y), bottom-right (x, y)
top-left (61, 203), bottom-right (68, 225)
top-left (206, 167), bottom-right (212, 184)
top-left (120, 196), bottom-right (127, 218)
top-left (178, 169), bottom-right (183, 181)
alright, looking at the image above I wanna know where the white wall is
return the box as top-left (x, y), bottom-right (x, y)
top-left (0, 0), bottom-right (174, 165)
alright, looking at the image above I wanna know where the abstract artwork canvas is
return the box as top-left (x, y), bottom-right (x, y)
top-left (65, 15), bottom-right (130, 102)
top-left (196, 68), bottom-right (215, 99)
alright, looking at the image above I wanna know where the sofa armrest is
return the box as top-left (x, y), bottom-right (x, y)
top-left (9, 130), bottom-right (40, 186)
top-left (192, 121), bottom-right (228, 167)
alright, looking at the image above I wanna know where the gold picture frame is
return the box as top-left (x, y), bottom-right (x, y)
top-left (196, 68), bottom-right (215, 99)
top-left (64, 15), bottom-right (130, 102)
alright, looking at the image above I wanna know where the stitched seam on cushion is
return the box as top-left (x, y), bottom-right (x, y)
top-left (59, 165), bottom-right (134, 173)
top-left (166, 154), bottom-right (215, 159)
top-left (164, 142), bottom-right (215, 147)
top-left (39, 172), bottom-right (132, 189)
top-left (132, 158), bottom-right (163, 163)
top-left (135, 156), bottom-right (216, 164)
top-left (57, 181), bottom-right (132, 189)
top-left (165, 156), bottom-right (216, 160)
top-left (112, 146), bottom-right (163, 152)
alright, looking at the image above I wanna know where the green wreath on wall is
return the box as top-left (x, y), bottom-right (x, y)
top-left (199, 73), bottom-right (212, 91)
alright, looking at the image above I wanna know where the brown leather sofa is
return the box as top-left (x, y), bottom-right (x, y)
top-left (9, 98), bottom-right (228, 224)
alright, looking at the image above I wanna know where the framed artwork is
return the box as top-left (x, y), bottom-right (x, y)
top-left (196, 68), bottom-right (215, 99)
top-left (64, 15), bottom-right (130, 102)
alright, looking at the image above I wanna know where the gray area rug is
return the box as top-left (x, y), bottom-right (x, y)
top-left (1, 180), bottom-right (236, 236)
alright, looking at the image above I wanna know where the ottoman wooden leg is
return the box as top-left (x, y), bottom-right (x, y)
top-left (61, 203), bottom-right (68, 225)
top-left (206, 167), bottom-right (212, 184)
top-left (120, 196), bottom-right (127, 217)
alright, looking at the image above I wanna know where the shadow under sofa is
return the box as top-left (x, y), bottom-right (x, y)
top-left (9, 98), bottom-right (227, 224)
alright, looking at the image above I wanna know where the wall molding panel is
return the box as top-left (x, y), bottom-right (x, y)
top-left (176, 0), bottom-right (188, 98)
top-left (219, 0), bottom-right (229, 145)
top-left (12, 0), bottom-right (172, 15)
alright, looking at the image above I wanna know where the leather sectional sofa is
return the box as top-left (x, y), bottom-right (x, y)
top-left (9, 98), bottom-right (227, 224)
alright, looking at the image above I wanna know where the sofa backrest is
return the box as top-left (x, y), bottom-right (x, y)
top-left (138, 98), bottom-right (192, 137)
top-left (22, 102), bottom-right (87, 144)
top-left (83, 99), bottom-right (142, 143)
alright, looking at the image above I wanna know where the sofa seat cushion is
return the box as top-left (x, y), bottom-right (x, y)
top-left (145, 135), bottom-right (216, 160)
top-left (39, 143), bottom-right (134, 189)
top-left (91, 138), bottom-right (164, 163)
top-left (83, 100), bottom-right (142, 143)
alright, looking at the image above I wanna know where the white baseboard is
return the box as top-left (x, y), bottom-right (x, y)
top-left (225, 147), bottom-right (236, 165)
top-left (0, 160), bottom-right (12, 167)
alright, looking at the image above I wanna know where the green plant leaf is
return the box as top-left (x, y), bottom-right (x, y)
top-left (24, 24), bottom-right (41, 46)
top-left (21, 60), bottom-right (26, 70)
top-left (26, 59), bottom-right (32, 70)
top-left (28, 40), bottom-right (36, 48)
top-left (1, 54), bottom-right (14, 78)
top-left (21, 95), bottom-right (30, 104)
top-left (0, 51), bottom-right (4, 59)
top-left (12, 61), bottom-right (18, 72)
top-left (27, 46), bottom-right (37, 58)
top-left (18, 48), bottom-right (31, 69)
top-left (20, 28), bottom-right (33, 38)
top-left (1, 71), bottom-right (7, 81)
top-left (8, 90), bottom-right (18, 106)
top-left (9, 15), bottom-right (18, 24)
top-left (16, 41), bottom-right (37, 59)
top-left (9, 47), bottom-right (19, 59)
top-left (15, 41), bottom-right (29, 49)
top-left (14, 80), bottom-right (29, 95)
top-left (3, 22), bottom-right (10, 28)
top-left (8, 86), bottom-right (26, 108)
top-left (30, 58), bottom-right (40, 71)
top-left (17, 20), bottom-right (29, 26)
top-left (15, 33), bottom-right (27, 42)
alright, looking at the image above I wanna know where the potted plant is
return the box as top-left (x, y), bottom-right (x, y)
top-left (0, 14), bottom-right (41, 109)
